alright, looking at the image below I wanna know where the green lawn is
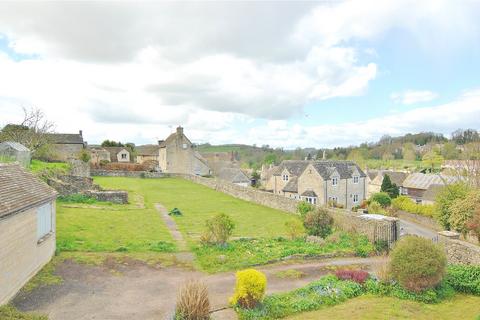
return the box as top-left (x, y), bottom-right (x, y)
top-left (93, 177), bottom-right (293, 241)
top-left (285, 295), bottom-right (480, 320)
top-left (29, 159), bottom-right (70, 173)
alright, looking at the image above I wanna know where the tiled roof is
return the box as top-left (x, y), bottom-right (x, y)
top-left (382, 171), bottom-right (408, 186)
top-left (0, 163), bottom-right (57, 218)
top-left (273, 160), bottom-right (309, 176)
top-left (402, 173), bottom-right (457, 190)
top-left (311, 160), bottom-right (366, 180)
top-left (282, 176), bottom-right (298, 193)
top-left (367, 170), bottom-right (379, 180)
top-left (46, 133), bottom-right (84, 144)
top-left (301, 190), bottom-right (317, 197)
top-left (0, 141), bottom-right (30, 152)
top-left (136, 145), bottom-right (160, 156)
top-left (218, 168), bottom-right (250, 184)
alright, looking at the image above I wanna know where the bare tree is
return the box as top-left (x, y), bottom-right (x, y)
top-left (0, 107), bottom-right (55, 153)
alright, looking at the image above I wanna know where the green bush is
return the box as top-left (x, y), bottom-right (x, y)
top-left (284, 218), bottom-right (305, 240)
top-left (449, 189), bottom-right (480, 236)
top-left (201, 213), bottom-right (235, 245)
top-left (367, 201), bottom-right (386, 215)
top-left (381, 174), bottom-right (399, 199)
top-left (297, 201), bottom-right (315, 217)
top-left (370, 192), bottom-right (392, 208)
top-left (392, 196), bottom-right (435, 217)
top-left (303, 208), bottom-right (333, 238)
top-left (445, 264), bottom-right (480, 295)
top-left (389, 236), bottom-right (447, 293)
top-left (435, 182), bottom-right (469, 230)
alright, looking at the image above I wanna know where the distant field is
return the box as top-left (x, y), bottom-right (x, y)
top-left (94, 177), bottom-right (293, 242)
top-left (361, 159), bottom-right (425, 170)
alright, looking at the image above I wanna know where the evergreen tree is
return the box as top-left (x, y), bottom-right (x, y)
top-left (381, 174), bottom-right (399, 199)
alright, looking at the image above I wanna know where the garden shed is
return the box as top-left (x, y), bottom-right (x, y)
top-left (0, 141), bottom-right (31, 168)
top-left (0, 163), bottom-right (57, 305)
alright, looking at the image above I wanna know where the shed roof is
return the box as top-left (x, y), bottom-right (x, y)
top-left (0, 141), bottom-right (30, 152)
top-left (218, 168), bottom-right (250, 184)
top-left (402, 173), bottom-right (457, 190)
top-left (0, 163), bottom-right (57, 218)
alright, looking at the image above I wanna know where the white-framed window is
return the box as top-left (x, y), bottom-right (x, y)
top-left (282, 174), bottom-right (289, 181)
top-left (121, 153), bottom-right (127, 159)
top-left (401, 187), bottom-right (408, 195)
top-left (353, 176), bottom-right (359, 184)
top-left (37, 202), bottom-right (52, 241)
top-left (353, 194), bottom-right (359, 203)
top-left (182, 143), bottom-right (188, 149)
top-left (332, 177), bottom-right (338, 186)
top-left (304, 197), bottom-right (317, 204)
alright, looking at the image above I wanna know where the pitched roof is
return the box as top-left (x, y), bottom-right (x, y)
top-left (218, 168), bottom-right (250, 184)
top-left (46, 133), bottom-right (84, 144)
top-left (402, 173), bottom-right (458, 190)
top-left (136, 145), bottom-right (160, 156)
top-left (282, 176), bottom-right (298, 193)
top-left (371, 171), bottom-right (408, 186)
top-left (301, 190), bottom-right (317, 197)
top-left (103, 147), bottom-right (129, 162)
top-left (311, 160), bottom-right (366, 180)
top-left (0, 163), bottom-right (57, 218)
top-left (367, 170), bottom-right (379, 181)
top-left (0, 141), bottom-right (30, 152)
top-left (423, 184), bottom-right (445, 202)
top-left (273, 160), bottom-right (310, 176)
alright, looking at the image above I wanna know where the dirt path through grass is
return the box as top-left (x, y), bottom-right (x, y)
top-left (155, 203), bottom-right (190, 255)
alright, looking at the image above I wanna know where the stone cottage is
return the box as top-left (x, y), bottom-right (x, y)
top-left (103, 147), bottom-right (131, 163)
top-left (367, 170), bottom-right (408, 197)
top-left (46, 130), bottom-right (85, 161)
top-left (0, 141), bottom-right (31, 168)
top-left (88, 146), bottom-right (111, 166)
top-left (159, 127), bottom-right (211, 175)
top-left (0, 163), bottom-right (57, 305)
top-left (136, 145), bottom-right (160, 164)
top-left (217, 167), bottom-right (251, 187)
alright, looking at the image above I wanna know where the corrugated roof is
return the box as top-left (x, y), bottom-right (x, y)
top-left (402, 173), bottom-right (457, 190)
top-left (46, 133), bottom-right (84, 144)
top-left (218, 168), bottom-right (250, 184)
top-left (0, 141), bottom-right (30, 152)
top-left (0, 163), bottom-right (57, 218)
top-left (282, 176), bottom-right (298, 193)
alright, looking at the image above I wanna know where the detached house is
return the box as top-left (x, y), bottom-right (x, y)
top-left (159, 127), bottom-right (211, 176)
top-left (46, 130), bottom-right (85, 161)
top-left (0, 164), bottom-right (57, 305)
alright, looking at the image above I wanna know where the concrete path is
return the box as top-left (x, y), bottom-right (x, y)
top-left (14, 257), bottom-right (380, 320)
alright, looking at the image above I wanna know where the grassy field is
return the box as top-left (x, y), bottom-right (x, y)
top-left (94, 177), bottom-right (293, 241)
top-left (29, 159), bottom-right (70, 173)
top-left (285, 295), bottom-right (480, 320)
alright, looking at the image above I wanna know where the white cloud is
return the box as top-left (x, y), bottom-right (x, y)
top-left (390, 90), bottom-right (438, 105)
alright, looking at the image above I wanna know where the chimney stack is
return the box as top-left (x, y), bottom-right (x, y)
top-left (79, 130), bottom-right (83, 137)
top-left (158, 140), bottom-right (164, 145)
top-left (176, 126), bottom-right (184, 135)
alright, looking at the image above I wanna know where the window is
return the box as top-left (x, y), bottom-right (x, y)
top-left (353, 176), bottom-right (359, 184)
top-left (282, 174), bottom-right (289, 181)
top-left (353, 194), bottom-right (359, 203)
top-left (121, 153), bottom-right (127, 159)
top-left (37, 202), bottom-right (52, 240)
top-left (182, 143), bottom-right (188, 149)
top-left (401, 187), bottom-right (408, 195)
top-left (332, 177), bottom-right (338, 186)
top-left (304, 197), bottom-right (317, 204)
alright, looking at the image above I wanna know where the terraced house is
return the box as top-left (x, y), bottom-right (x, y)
top-left (269, 160), bottom-right (367, 209)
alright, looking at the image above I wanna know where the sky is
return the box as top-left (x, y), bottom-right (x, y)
top-left (0, 0), bottom-right (480, 149)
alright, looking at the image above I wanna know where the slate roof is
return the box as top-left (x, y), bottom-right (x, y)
top-left (0, 141), bottom-right (30, 152)
top-left (273, 160), bottom-right (310, 176)
top-left (371, 171), bottom-right (408, 186)
top-left (311, 160), bottom-right (366, 180)
top-left (218, 168), bottom-right (250, 184)
top-left (0, 163), bottom-right (57, 218)
top-left (423, 184), bottom-right (445, 202)
top-left (367, 170), bottom-right (379, 181)
top-left (136, 145), bottom-right (160, 156)
top-left (46, 133), bottom-right (84, 144)
top-left (301, 190), bottom-right (317, 197)
top-left (282, 176), bottom-right (298, 193)
top-left (402, 173), bottom-right (457, 190)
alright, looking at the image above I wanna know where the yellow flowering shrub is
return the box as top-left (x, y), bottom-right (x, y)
top-left (229, 269), bottom-right (267, 308)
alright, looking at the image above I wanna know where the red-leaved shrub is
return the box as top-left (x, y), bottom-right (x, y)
top-left (335, 269), bottom-right (369, 284)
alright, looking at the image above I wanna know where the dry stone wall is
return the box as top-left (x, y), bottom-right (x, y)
top-left (91, 169), bottom-right (166, 178)
top-left (438, 231), bottom-right (480, 265)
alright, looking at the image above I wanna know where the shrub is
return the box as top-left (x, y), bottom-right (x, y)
top-left (78, 149), bottom-right (91, 163)
top-left (284, 218), bottom-right (305, 240)
top-left (175, 280), bottom-right (210, 320)
top-left (445, 264), bottom-right (480, 295)
top-left (466, 208), bottom-right (480, 242)
top-left (230, 269), bottom-right (267, 309)
top-left (389, 236), bottom-right (446, 292)
top-left (297, 201), bottom-right (314, 217)
top-left (435, 182), bottom-right (469, 230)
top-left (392, 196), bottom-right (434, 217)
top-left (381, 174), bottom-right (399, 199)
top-left (201, 213), bottom-right (235, 245)
top-left (335, 269), bottom-right (369, 284)
top-left (169, 208), bottom-right (183, 216)
top-left (303, 208), bottom-right (333, 238)
top-left (370, 192), bottom-right (392, 208)
top-left (449, 189), bottom-right (480, 236)
top-left (367, 201), bottom-right (386, 215)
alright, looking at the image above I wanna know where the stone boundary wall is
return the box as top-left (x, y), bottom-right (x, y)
top-left (91, 169), bottom-right (167, 178)
top-left (395, 210), bottom-right (442, 231)
top-left (438, 232), bottom-right (480, 265)
top-left (84, 190), bottom-right (128, 204)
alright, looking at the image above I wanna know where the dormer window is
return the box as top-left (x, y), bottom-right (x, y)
top-left (282, 174), bottom-right (289, 181)
top-left (332, 177), bottom-right (338, 186)
top-left (353, 176), bottom-right (359, 184)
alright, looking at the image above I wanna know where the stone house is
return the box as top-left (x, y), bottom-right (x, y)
top-left (401, 173), bottom-right (457, 204)
top-left (260, 164), bottom-right (279, 191)
top-left (136, 145), bottom-right (160, 164)
top-left (270, 160), bottom-right (366, 209)
top-left (88, 146), bottom-right (111, 165)
top-left (103, 147), bottom-right (131, 163)
top-left (0, 141), bottom-right (31, 168)
top-left (46, 130), bottom-right (85, 161)
top-left (0, 164), bottom-right (57, 305)
top-left (159, 127), bottom-right (211, 175)
top-left (368, 170), bottom-right (408, 197)
top-left (217, 167), bottom-right (251, 187)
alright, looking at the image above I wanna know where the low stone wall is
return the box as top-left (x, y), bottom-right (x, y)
top-left (438, 231), bottom-right (480, 265)
top-left (395, 210), bottom-right (442, 231)
top-left (47, 175), bottom-right (98, 196)
top-left (84, 190), bottom-right (128, 204)
top-left (68, 159), bottom-right (90, 177)
top-left (91, 169), bottom-right (166, 178)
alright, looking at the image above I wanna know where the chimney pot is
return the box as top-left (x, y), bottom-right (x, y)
top-left (176, 126), bottom-right (184, 135)
top-left (79, 130), bottom-right (83, 136)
